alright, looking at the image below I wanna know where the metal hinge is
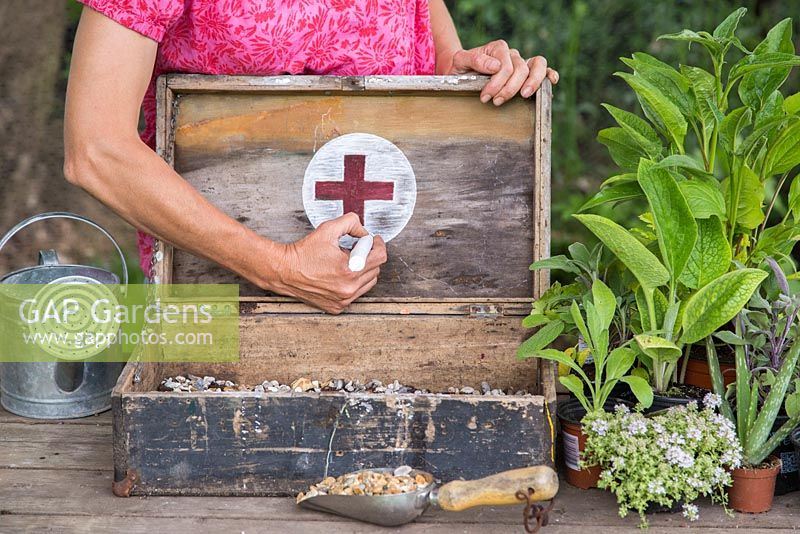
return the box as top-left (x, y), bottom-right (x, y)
top-left (469, 304), bottom-right (503, 319)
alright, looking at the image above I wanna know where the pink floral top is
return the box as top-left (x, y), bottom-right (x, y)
top-left (78, 0), bottom-right (437, 275)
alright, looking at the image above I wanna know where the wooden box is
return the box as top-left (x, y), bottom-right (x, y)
top-left (112, 75), bottom-right (555, 496)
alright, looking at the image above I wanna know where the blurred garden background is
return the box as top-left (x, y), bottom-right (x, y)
top-left (0, 0), bottom-right (798, 280)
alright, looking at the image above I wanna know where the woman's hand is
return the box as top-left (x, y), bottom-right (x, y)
top-left (265, 213), bottom-right (387, 314)
top-left (444, 41), bottom-right (559, 105)
top-left (428, 0), bottom-right (558, 106)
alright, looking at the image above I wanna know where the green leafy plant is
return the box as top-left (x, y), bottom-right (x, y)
top-left (706, 259), bottom-right (800, 466)
top-left (527, 243), bottom-right (636, 348)
top-left (572, 8), bottom-right (800, 393)
top-left (518, 279), bottom-right (653, 413)
top-left (583, 400), bottom-right (741, 527)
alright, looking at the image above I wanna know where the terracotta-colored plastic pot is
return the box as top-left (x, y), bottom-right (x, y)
top-left (682, 357), bottom-right (735, 390)
top-left (558, 398), bottom-right (629, 489)
top-left (559, 417), bottom-right (602, 489)
top-left (729, 456), bottom-right (782, 513)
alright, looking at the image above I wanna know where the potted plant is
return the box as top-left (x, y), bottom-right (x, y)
top-left (574, 7), bottom-right (800, 406)
top-left (706, 260), bottom-right (800, 512)
top-left (518, 278), bottom-right (652, 488)
top-left (733, 258), bottom-right (800, 494)
top-left (582, 397), bottom-right (741, 527)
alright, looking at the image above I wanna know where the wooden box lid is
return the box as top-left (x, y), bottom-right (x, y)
top-left (151, 75), bottom-right (552, 393)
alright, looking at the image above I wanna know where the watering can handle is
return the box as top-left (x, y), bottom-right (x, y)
top-left (0, 212), bottom-right (128, 286)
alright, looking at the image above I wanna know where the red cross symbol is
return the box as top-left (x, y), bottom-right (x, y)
top-left (314, 154), bottom-right (395, 224)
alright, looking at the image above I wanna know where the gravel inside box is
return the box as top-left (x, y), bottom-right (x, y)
top-left (158, 375), bottom-right (534, 396)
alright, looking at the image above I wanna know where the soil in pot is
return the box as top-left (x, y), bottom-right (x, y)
top-left (772, 414), bottom-right (800, 495)
top-left (729, 456), bottom-right (782, 513)
top-left (558, 397), bottom-right (631, 489)
top-left (681, 343), bottom-right (736, 390)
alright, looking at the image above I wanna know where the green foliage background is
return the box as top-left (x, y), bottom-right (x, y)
top-left (445, 0), bottom-right (799, 252)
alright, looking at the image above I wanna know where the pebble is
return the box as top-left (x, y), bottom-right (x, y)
top-left (296, 468), bottom-right (430, 503)
top-left (158, 376), bottom-right (531, 396)
top-left (291, 377), bottom-right (315, 392)
top-left (393, 465), bottom-right (413, 477)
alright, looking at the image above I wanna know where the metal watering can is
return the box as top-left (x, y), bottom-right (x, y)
top-left (0, 212), bottom-right (127, 419)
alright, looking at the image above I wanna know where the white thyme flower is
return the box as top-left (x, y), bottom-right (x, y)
top-left (590, 419), bottom-right (609, 436)
top-left (682, 503), bottom-right (699, 521)
top-left (666, 445), bottom-right (694, 468)
top-left (647, 480), bottom-right (666, 495)
top-left (669, 432), bottom-right (686, 445)
top-left (686, 426), bottom-right (702, 441)
top-left (652, 422), bottom-right (665, 434)
top-left (711, 466), bottom-right (727, 485)
top-left (721, 449), bottom-right (742, 468)
top-left (627, 418), bottom-right (648, 435)
top-left (686, 476), bottom-right (704, 489)
top-left (614, 403), bottom-right (630, 414)
top-left (703, 393), bottom-right (722, 410)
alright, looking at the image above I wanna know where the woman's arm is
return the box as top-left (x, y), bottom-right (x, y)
top-left (429, 0), bottom-right (558, 105)
top-left (64, 8), bottom-right (385, 314)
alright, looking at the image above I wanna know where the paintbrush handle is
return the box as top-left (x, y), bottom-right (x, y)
top-left (434, 466), bottom-right (558, 512)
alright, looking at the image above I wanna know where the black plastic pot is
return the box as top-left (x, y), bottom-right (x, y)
top-left (774, 417), bottom-right (800, 495)
top-left (557, 397), bottom-right (633, 425)
top-left (645, 393), bottom-right (697, 414)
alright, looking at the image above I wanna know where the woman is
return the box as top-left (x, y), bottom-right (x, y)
top-left (64, 0), bottom-right (558, 314)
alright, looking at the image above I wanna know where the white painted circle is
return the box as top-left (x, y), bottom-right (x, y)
top-left (302, 133), bottom-right (416, 243)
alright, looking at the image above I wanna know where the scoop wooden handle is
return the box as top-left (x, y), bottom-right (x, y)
top-left (435, 466), bottom-right (558, 512)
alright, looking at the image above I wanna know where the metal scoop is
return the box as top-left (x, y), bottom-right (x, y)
top-left (297, 465), bottom-right (558, 527)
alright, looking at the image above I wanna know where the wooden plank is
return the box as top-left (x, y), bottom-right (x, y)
top-left (116, 391), bottom-right (550, 496)
top-left (0, 468), bottom-right (524, 525)
top-left (153, 75), bottom-right (175, 284)
top-left (237, 300), bottom-right (531, 316)
top-left (1, 467), bottom-right (798, 530)
top-left (0, 439), bottom-right (110, 471)
top-left (164, 74), bottom-right (491, 93)
top-left (0, 516), bottom-right (519, 534)
top-left (1, 517), bottom-right (793, 534)
top-left (155, 314), bottom-right (539, 391)
top-left (2, 517), bottom-right (795, 534)
top-left (533, 80), bottom-right (556, 412)
top-left (532, 79), bottom-right (552, 300)
top-left (0, 405), bottom-right (111, 425)
top-left (0, 422), bottom-right (109, 444)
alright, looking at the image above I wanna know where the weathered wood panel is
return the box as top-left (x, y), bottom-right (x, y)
top-left (114, 390), bottom-right (551, 497)
top-left (170, 91), bottom-right (535, 298)
top-left (157, 314), bottom-right (538, 392)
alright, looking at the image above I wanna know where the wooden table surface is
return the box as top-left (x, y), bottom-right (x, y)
top-left (0, 405), bottom-right (797, 533)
